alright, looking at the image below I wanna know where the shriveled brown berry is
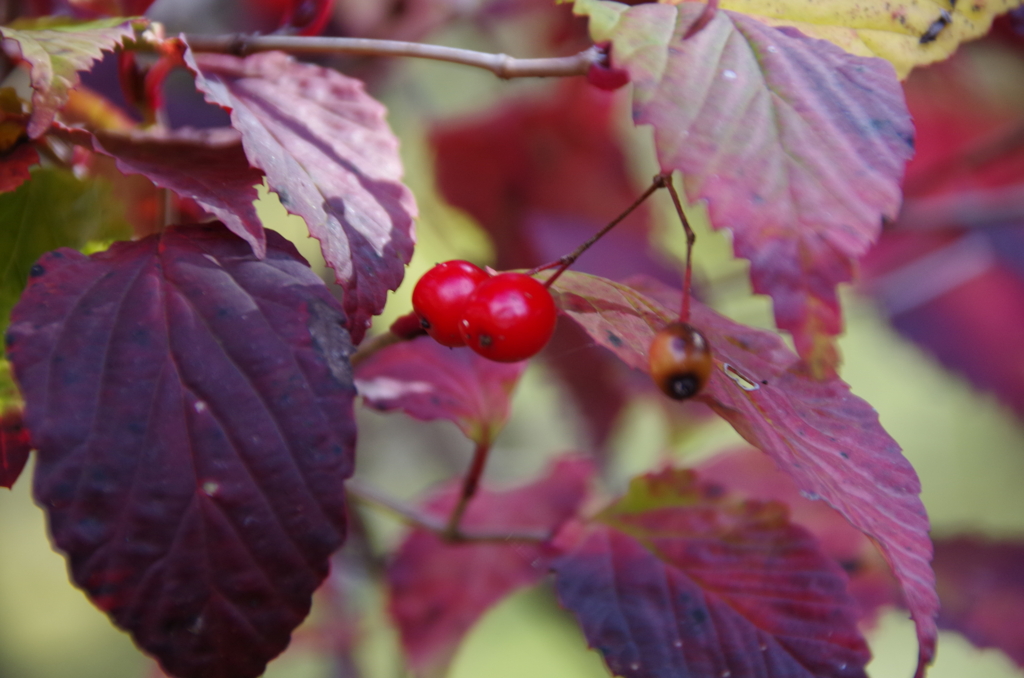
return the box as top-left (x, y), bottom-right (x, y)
top-left (648, 321), bottom-right (712, 400)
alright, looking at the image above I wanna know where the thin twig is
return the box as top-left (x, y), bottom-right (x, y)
top-left (663, 174), bottom-right (696, 323)
top-left (536, 173), bottom-right (667, 288)
top-left (346, 478), bottom-right (550, 544)
top-left (443, 441), bottom-right (490, 538)
top-left (184, 34), bottom-right (602, 79)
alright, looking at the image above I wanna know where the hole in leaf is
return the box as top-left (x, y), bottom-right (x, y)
top-left (722, 363), bottom-right (759, 391)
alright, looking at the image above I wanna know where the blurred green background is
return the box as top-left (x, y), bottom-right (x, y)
top-left (2, 5), bottom-right (1024, 678)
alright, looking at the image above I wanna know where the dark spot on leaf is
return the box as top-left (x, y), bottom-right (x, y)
top-left (216, 307), bottom-right (230, 319)
top-left (479, 335), bottom-right (492, 347)
top-left (29, 263), bottom-right (45, 277)
top-left (840, 452), bottom-right (849, 459)
top-left (691, 607), bottom-right (707, 625)
top-left (703, 483), bottom-right (725, 499)
top-left (277, 188), bottom-right (290, 206)
top-left (761, 380), bottom-right (768, 385)
top-left (607, 331), bottom-right (623, 347)
top-left (307, 298), bottom-right (354, 386)
top-left (840, 558), bottom-right (862, 574)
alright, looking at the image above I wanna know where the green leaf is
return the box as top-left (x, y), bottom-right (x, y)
top-left (664, 0), bottom-right (1024, 79)
top-left (571, 0), bottom-right (628, 42)
top-left (0, 167), bottom-right (129, 356)
top-left (0, 18), bottom-right (138, 137)
top-left (0, 359), bottom-right (19, 410)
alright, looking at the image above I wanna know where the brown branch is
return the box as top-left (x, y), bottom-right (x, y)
top-left (184, 34), bottom-right (602, 79)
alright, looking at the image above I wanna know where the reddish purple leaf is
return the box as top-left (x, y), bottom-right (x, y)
top-left (5, 223), bottom-right (357, 678)
top-left (184, 47), bottom-right (417, 344)
top-left (0, 18), bottom-right (137, 138)
top-left (933, 536), bottom-right (1024, 666)
top-left (552, 468), bottom-right (870, 678)
top-left (548, 270), bottom-right (937, 675)
top-left (55, 125), bottom-right (267, 257)
top-left (354, 335), bottom-right (526, 446)
top-left (0, 142), bottom-right (40, 193)
top-left (696, 448), bottom-right (900, 624)
top-left (388, 455), bottom-right (594, 677)
top-left (0, 407), bottom-right (31, 489)
top-left (579, 1), bottom-right (913, 373)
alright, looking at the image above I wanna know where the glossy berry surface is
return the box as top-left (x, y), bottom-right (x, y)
top-left (459, 273), bottom-right (557, 362)
top-left (648, 321), bottom-right (713, 400)
top-left (412, 260), bottom-right (490, 347)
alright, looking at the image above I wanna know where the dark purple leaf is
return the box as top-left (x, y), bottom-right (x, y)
top-left (549, 270), bottom-right (938, 675)
top-left (55, 124), bottom-right (267, 257)
top-left (552, 468), bottom-right (870, 678)
top-left (577, 1), bottom-right (913, 374)
top-left (933, 536), bottom-right (1024, 667)
top-left (696, 448), bottom-right (900, 624)
top-left (0, 18), bottom-right (137, 138)
top-left (388, 455), bottom-right (594, 677)
top-left (354, 335), bottom-right (526, 446)
top-left (0, 407), bottom-right (31, 489)
top-left (5, 223), bottom-right (356, 678)
top-left (184, 48), bottom-right (417, 344)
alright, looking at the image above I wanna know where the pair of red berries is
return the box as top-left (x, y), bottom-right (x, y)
top-left (413, 261), bottom-right (713, 398)
top-left (412, 261), bottom-right (558, 363)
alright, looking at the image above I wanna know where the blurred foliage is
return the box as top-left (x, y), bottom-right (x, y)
top-left (1, 1), bottom-right (1024, 677)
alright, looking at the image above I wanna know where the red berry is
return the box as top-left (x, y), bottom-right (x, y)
top-left (648, 322), bottom-right (712, 400)
top-left (459, 273), bottom-right (557, 362)
top-left (412, 261), bottom-right (490, 347)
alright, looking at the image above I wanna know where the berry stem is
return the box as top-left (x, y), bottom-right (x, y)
top-left (443, 440), bottom-right (490, 539)
top-left (184, 33), bottom-right (602, 80)
top-left (663, 174), bottom-right (697, 323)
top-left (349, 312), bottom-right (426, 368)
top-left (536, 173), bottom-right (668, 288)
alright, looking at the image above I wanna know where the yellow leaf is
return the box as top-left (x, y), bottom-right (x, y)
top-left (658, 0), bottom-right (1024, 78)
